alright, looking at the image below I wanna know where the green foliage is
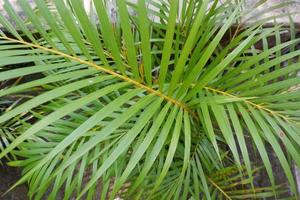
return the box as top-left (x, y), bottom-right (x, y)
top-left (0, 0), bottom-right (299, 199)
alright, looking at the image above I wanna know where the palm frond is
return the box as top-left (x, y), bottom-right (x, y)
top-left (0, 0), bottom-right (299, 199)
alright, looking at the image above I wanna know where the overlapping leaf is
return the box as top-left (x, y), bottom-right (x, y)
top-left (0, 0), bottom-right (299, 199)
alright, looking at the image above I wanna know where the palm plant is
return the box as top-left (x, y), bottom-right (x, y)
top-left (0, 0), bottom-right (300, 199)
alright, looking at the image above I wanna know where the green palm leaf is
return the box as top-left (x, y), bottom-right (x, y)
top-left (0, 0), bottom-right (299, 199)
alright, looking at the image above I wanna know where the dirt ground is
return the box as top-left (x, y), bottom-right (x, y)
top-left (0, 162), bottom-right (28, 200)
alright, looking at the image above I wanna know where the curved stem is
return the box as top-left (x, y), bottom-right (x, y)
top-left (0, 36), bottom-right (194, 116)
top-left (207, 176), bottom-right (233, 200)
top-left (203, 86), bottom-right (295, 124)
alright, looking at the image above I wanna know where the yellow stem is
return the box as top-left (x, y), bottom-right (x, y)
top-left (0, 36), bottom-right (192, 114)
top-left (203, 86), bottom-right (294, 123)
top-left (207, 176), bottom-right (233, 200)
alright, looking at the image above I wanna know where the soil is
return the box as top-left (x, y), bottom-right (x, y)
top-left (0, 161), bottom-right (28, 200)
